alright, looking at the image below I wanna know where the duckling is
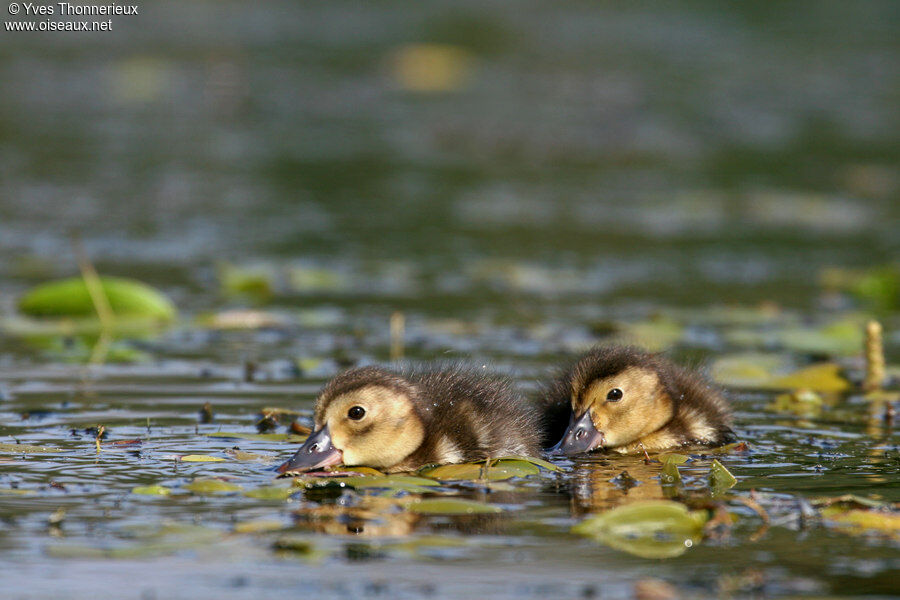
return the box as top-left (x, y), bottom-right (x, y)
top-left (548, 346), bottom-right (735, 456)
top-left (276, 365), bottom-right (543, 474)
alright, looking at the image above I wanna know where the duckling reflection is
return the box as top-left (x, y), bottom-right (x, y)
top-left (567, 455), bottom-right (670, 516)
top-left (277, 365), bottom-right (544, 474)
top-left (291, 490), bottom-right (518, 538)
top-left (292, 500), bottom-right (420, 537)
top-left (548, 346), bottom-right (735, 456)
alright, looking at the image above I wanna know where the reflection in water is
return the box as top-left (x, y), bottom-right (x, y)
top-left (568, 456), bottom-right (667, 515)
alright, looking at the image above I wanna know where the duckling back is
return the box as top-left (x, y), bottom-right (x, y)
top-left (403, 366), bottom-right (544, 467)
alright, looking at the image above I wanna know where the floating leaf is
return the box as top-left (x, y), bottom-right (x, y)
top-left (0, 488), bottom-right (35, 496)
top-left (660, 454), bottom-right (688, 486)
top-left (421, 459), bottom-right (540, 481)
top-left (131, 485), bottom-right (171, 496)
top-left (303, 475), bottom-right (440, 494)
top-left (218, 263), bottom-right (276, 302)
top-left (405, 498), bottom-right (502, 515)
top-left (180, 454), bottom-right (225, 463)
top-left (777, 319), bottom-right (864, 357)
top-left (272, 535), bottom-right (316, 554)
top-left (710, 353), bottom-right (784, 388)
top-left (18, 277), bottom-right (175, 320)
top-left (390, 43), bottom-right (474, 93)
top-left (572, 500), bottom-right (708, 559)
top-left (767, 363), bottom-right (851, 393)
top-left (498, 455), bottom-right (562, 472)
top-left (184, 479), bottom-right (242, 494)
top-left (339, 466), bottom-right (386, 477)
top-left (768, 388), bottom-right (825, 417)
top-left (225, 449), bottom-right (271, 461)
top-left (204, 432), bottom-right (307, 443)
top-left (244, 486), bottom-right (295, 500)
top-left (824, 509), bottom-right (900, 536)
top-left (203, 309), bottom-right (286, 330)
top-left (709, 460), bottom-right (737, 496)
top-left (0, 442), bottom-right (60, 454)
top-left (234, 519), bottom-right (286, 534)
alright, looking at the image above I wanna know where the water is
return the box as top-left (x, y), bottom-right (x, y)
top-left (1, 2), bottom-right (899, 598)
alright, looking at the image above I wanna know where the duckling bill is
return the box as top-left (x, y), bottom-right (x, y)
top-left (548, 346), bottom-right (735, 455)
top-left (277, 365), bottom-right (543, 475)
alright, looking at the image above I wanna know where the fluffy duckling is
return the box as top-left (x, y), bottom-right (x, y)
top-left (277, 365), bottom-right (543, 474)
top-left (548, 346), bottom-right (735, 456)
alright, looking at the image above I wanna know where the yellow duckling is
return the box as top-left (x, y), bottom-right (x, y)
top-left (277, 365), bottom-right (543, 474)
top-left (548, 346), bottom-right (735, 455)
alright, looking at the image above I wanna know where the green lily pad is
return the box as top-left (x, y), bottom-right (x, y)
top-left (421, 459), bottom-right (540, 481)
top-left (709, 460), bottom-right (737, 496)
top-left (184, 479), bottom-right (242, 494)
top-left (572, 500), bottom-right (708, 559)
top-left (767, 363), bottom-right (851, 393)
top-left (303, 475), bottom-right (440, 493)
top-left (498, 455), bottom-right (562, 472)
top-left (244, 486), bottom-right (295, 500)
top-left (405, 498), bottom-right (503, 515)
top-left (710, 353), bottom-right (784, 388)
top-left (18, 276), bottom-right (176, 320)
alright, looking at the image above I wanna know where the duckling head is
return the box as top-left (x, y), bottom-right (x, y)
top-left (277, 367), bottom-right (426, 474)
top-left (551, 350), bottom-right (674, 455)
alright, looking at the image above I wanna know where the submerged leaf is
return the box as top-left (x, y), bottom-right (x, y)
top-left (405, 498), bottom-right (502, 515)
top-left (709, 460), bottom-right (737, 496)
top-left (18, 276), bottom-right (176, 320)
top-left (572, 500), bottom-right (708, 559)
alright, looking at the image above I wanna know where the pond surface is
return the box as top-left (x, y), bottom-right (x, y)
top-left (1, 2), bottom-right (899, 599)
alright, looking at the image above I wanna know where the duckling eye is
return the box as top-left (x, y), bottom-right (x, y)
top-left (606, 388), bottom-right (623, 402)
top-left (347, 406), bottom-right (366, 420)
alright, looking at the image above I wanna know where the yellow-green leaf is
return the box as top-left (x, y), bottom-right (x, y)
top-left (184, 479), bottom-right (242, 494)
top-left (180, 454), bottom-right (225, 463)
top-left (767, 363), bottom-right (851, 393)
top-left (421, 459), bottom-right (540, 481)
top-left (131, 485), bottom-right (171, 496)
top-left (572, 500), bottom-right (708, 559)
top-left (18, 277), bottom-right (176, 320)
top-left (709, 460), bottom-right (737, 496)
top-left (243, 486), bottom-right (295, 500)
top-left (405, 498), bottom-right (503, 515)
top-left (233, 519), bottom-right (286, 533)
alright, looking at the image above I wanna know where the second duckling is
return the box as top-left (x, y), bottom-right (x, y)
top-left (277, 365), bottom-right (543, 474)
top-left (548, 345), bottom-right (735, 456)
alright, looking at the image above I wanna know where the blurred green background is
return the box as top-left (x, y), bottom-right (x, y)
top-left (1, 1), bottom-right (897, 316)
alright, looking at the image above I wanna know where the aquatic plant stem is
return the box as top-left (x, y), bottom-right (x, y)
top-left (864, 320), bottom-right (884, 392)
